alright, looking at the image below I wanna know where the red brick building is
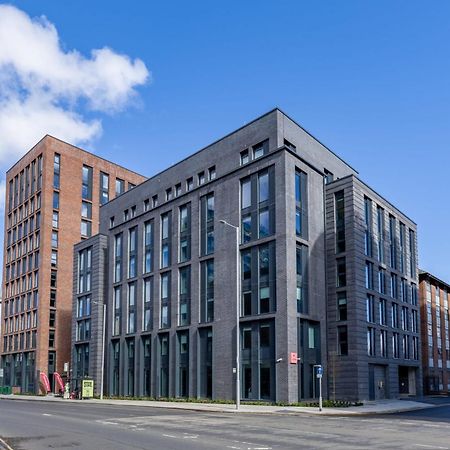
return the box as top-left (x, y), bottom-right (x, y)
top-left (1, 135), bottom-right (145, 393)
top-left (419, 271), bottom-right (450, 394)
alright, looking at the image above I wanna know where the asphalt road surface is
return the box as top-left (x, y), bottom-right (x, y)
top-left (0, 399), bottom-right (449, 450)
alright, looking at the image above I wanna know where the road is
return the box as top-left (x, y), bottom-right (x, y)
top-left (0, 399), bottom-right (449, 450)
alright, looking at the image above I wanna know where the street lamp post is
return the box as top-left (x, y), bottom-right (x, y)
top-left (219, 219), bottom-right (240, 410)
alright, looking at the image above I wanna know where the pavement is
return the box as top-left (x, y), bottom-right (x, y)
top-left (0, 393), bottom-right (445, 416)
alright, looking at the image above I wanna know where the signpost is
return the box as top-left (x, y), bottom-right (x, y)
top-left (81, 379), bottom-right (94, 399)
top-left (314, 364), bottom-right (323, 412)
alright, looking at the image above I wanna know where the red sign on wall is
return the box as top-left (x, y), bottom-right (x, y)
top-left (290, 352), bottom-right (298, 364)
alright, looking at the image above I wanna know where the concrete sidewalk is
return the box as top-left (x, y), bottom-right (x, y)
top-left (0, 394), bottom-right (438, 416)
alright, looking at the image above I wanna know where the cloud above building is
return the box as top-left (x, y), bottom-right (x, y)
top-left (0, 4), bottom-right (150, 166)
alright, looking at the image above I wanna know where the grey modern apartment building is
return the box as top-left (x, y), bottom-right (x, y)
top-left (71, 109), bottom-right (421, 402)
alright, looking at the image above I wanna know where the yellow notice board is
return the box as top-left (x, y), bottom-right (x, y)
top-left (82, 379), bottom-right (94, 398)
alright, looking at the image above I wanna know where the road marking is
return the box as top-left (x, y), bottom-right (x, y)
top-left (415, 445), bottom-right (448, 449)
top-left (162, 434), bottom-right (178, 438)
top-left (42, 413), bottom-right (52, 416)
top-left (97, 421), bottom-right (119, 425)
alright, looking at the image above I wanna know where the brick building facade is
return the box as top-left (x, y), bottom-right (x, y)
top-left (1, 135), bottom-right (145, 393)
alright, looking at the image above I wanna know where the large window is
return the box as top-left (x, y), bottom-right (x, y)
top-left (82, 165), bottom-right (93, 200)
top-left (364, 197), bottom-right (372, 257)
top-left (389, 215), bottom-right (397, 269)
top-left (78, 247), bottom-right (92, 294)
top-left (100, 172), bottom-right (109, 205)
top-left (160, 272), bottom-right (171, 328)
top-left (240, 168), bottom-right (274, 244)
top-left (200, 194), bottom-right (214, 256)
top-left (295, 170), bottom-right (308, 238)
top-left (114, 234), bottom-right (122, 283)
top-left (128, 227), bottom-right (137, 278)
top-left (115, 178), bottom-right (124, 196)
top-left (143, 277), bottom-right (152, 331)
top-left (144, 221), bottom-right (154, 274)
top-left (160, 213), bottom-right (171, 269)
top-left (335, 190), bottom-right (345, 253)
top-left (296, 244), bottom-right (308, 313)
top-left (53, 153), bottom-right (60, 189)
top-left (179, 204), bottom-right (191, 262)
top-left (241, 243), bottom-right (276, 316)
top-left (113, 287), bottom-right (121, 336)
top-left (179, 266), bottom-right (190, 326)
top-left (200, 260), bottom-right (214, 323)
top-left (377, 206), bottom-right (385, 263)
top-left (127, 283), bottom-right (136, 334)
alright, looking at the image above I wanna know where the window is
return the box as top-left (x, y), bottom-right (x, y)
top-left (53, 191), bottom-right (59, 209)
top-left (51, 231), bottom-right (58, 248)
top-left (240, 149), bottom-right (249, 165)
top-left (81, 220), bottom-right (91, 237)
top-left (377, 206), bottom-right (385, 263)
top-left (114, 234), bottom-right (122, 283)
top-left (166, 188), bottom-right (172, 201)
top-left (82, 165), bottom-right (93, 200)
top-left (127, 283), bottom-right (136, 333)
top-left (152, 195), bottom-right (158, 208)
top-left (391, 303), bottom-right (399, 328)
top-left (179, 266), bottom-right (190, 326)
top-left (208, 166), bottom-right (216, 180)
top-left (115, 178), bottom-right (124, 196)
top-left (241, 243), bottom-right (275, 317)
top-left (365, 261), bottom-right (374, 290)
top-left (144, 221), bottom-right (154, 273)
top-left (253, 140), bottom-right (268, 159)
top-left (160, 272), bottom-right (170, 328)
top-left (53, 154), bottom-right (60, 189)
top-left (379, 299), bottom-right (387, 325)
top-left (409, 229), bottom-right (416, 278)
top-left (143, 277), bottom-right (152, 331)
top-left (200, 194), bottom-right (214, 256)
top-left (335, 190), bottom-right (345, 253)
top-left (364, 197), bottom-right (372, 257)
top-left (338, 326), bottom-right (348, 355)
top-left (144, 199), bottom-right (150, 212)
top-left (401, 306), bottom-right (409, 331)
top-left (51, 250), bottom-right (57, 266)
top-left (336, 258), bottom-right (346, 287)
top-left (367, 327), bottom-right (375, 356)
top-left (113, 287), bottom-right (121, 336)
top-left (295, 170), bottom-right (308, 238)
top-left (378, 268), bottom-right (386, 294)
top-left (81, 201), bottom-right (92, 219)
top-left (392, 332), bottom-right (399, 358)
top-left (52, 212), bottom-right (59, 228)
top-left (100, 172), bottom-right (109, 205)
top-left (296, 245), bottom-right (308, 314)
top-left (366, 294), bottom-right (375, 323)
top-left (241, 168), bottom-right (274, 243)
top-left (324, 169), bottom-right (334, 184)
top-left (179, 204), bottom-right (191, 262)
top-left (389, 215), bottom-right (396, 269)
top-left (186, 177), bottom-right (193, 191)
top-left (128, 182), bottom-right (136, 191)
top-left (198, 171), bottom-right (205, 185)
top-left (200, 260), bottom-right (214, 323)
top-left (128, 227), bottom-right (137, 278)
top-left (338, 291), bottom-right (347, 321)
top-left (160, 213), bottom-right (171, 268)
top-left (380, 329), bottom-right (387, 357)
top-left (390, 273), bottom-right (398, 299)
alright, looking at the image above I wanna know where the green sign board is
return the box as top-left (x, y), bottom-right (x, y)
top-left (82, 379), bottom-right (94, 398)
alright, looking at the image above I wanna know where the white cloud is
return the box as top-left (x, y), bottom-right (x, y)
top-left (0, 4), bottom-right (150, 165)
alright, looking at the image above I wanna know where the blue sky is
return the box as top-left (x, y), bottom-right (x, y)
top-left (1, 1), bottom-right (450, 281)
